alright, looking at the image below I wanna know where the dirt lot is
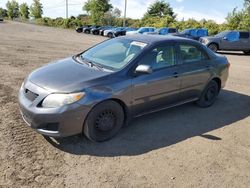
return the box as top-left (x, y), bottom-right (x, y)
top-left (0, 21), bottom-right (249, 188)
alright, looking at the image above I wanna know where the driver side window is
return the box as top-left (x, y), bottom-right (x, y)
top-left (226, 32), bottom-right (240, 42)
top-left (138, 45), bottom-right (176, 70)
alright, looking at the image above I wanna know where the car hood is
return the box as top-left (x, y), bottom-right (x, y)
top-left (28, 57), bottom-right (111, 93)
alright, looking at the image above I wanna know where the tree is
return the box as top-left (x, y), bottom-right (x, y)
top-left (6, 0), bottom-right (19, 19)
top-left (103, 7), bottom-right (121, 25)
top-left (30, 0), bottom-right (43, 19)
top-left (83, 0), bottom-right (113, 24)
top-left (19, 3), bottom-right (29, 19)
top-left (226, 0), bottom-right (250, 30)
top-left (144, 0), bottom-right (176, 19)
top-left (0, 8), bottom-right (8, 18)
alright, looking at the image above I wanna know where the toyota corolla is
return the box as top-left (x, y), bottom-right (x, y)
top-left (19, 35), bottom-right (229, 142)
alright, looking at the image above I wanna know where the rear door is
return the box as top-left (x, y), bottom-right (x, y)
top-left (177, 43), bottom-right (213, 100)
top-left (221, 31), bottom-right (240, 50)
top-left (131, 43), bottom-right (181, 115)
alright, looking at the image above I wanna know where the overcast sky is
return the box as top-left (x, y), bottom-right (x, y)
top-left (0, 0), bottom-right (244, 23)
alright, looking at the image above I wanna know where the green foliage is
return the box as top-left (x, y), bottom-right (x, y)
top-left (141, 15), bottom-right (175, 28)
top-left (83, 0), bottom-right (112, 24)
top-left (19, 3), bottom-right (29, 19)
top-left (6, 0), bottom-right (19, 19)
top-left (0, 8), bottom-right (8, 18)
top-left (226, 0), bottom-right (250, 30)
top-left (144, 0), bottom-right (176, 19)
top-left (30, 0), bottom-right (43, 19)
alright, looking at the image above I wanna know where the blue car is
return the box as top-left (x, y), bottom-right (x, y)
top-left (173, 28), bottom-right (208, 40)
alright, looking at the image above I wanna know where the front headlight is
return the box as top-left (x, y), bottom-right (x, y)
top-left (203, 38), bottom-right (209, 44)
top-left (42, 92), bottom-right (85, 108)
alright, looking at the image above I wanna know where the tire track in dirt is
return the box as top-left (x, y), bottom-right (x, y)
top-left (0, 83), bottom-right (66, 187)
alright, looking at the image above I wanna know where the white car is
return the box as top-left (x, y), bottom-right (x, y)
top-left (104, 27), bottom-right (124, 38)
top-left (126, 27), bottom-right (156, 35)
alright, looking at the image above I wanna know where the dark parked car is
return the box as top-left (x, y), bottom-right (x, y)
top-left (144, 27), bottom-right (178, 35)
top-left (173, 28), bottom-right (208, 40)
top-left (91, 26), bottom-right (113, 35)
top-left (19, 35), bottom-right (229, 142)
top-left (83, 25), bottom-right (101, 34)
top-left (75, 25), bottom-right (91, 33)
top-left (114, 27), bottom-right (137, 37)
top-left (0, 18), bottom-right (3, 22)
top-left (200, 31), bottom-right (250, 54)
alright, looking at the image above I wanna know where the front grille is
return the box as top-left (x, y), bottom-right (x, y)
top-left (24, 88), bottom-right (39, 101)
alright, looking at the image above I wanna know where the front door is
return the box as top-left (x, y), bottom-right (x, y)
top-left (131, 44), bottom-right (181, 116)
top-left (221, 31), bottom-right (241, 50)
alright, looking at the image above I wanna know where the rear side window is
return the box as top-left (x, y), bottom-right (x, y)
top-left (180, 44), bottom-right (208, 63)
top-left (240, 32), bottom-right (250, 39)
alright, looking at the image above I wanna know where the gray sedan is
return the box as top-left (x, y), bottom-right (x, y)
top-left (19, 35), bottom-right (229, 142)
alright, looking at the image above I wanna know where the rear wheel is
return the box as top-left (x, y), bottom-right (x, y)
top-left (196, 80), bottom-right (219, 108)
top-left (83, 101), bottom-right (124, 142)
top-left (243, 50), bottom-right (250, 55)
top-left (85, 30), bottom-right (90, 34)
top-left (208, 43), bottom-right (218, 53)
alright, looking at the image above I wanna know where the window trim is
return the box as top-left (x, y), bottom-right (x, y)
top-left (138, 43), bottom-right (179, 72)
top-left (177, 42), bottom-right (210, 65)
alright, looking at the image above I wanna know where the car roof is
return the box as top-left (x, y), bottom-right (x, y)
top-left (120, 34), bottom-right (197, 45)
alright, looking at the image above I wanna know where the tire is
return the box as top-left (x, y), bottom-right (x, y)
top-left (93, 31), bottom-right (98, 35)
top-left (243, 50), bottom-right (250, 55)
top-left (85, 30), bottom-right (90, 34)
top-left (208, 43), bottom-right (218, 53)
top-left (83, 101), bottom-right (124, 142)
top-left (196, 80), bottom-right (219, 108)
top-left (107, 32), bottom-right (113, 38)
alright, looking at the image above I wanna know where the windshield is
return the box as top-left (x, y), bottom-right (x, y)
top-left (215, 31), bottom-right (230, 37)
top-left (80, 39), bottom-right (148, 70)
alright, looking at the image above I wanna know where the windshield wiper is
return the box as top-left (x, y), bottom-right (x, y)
top-left (81, 57), bottom-right (104, 71)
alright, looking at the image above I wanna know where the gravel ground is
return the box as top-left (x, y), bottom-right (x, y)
top-left (0, 21), bottom-right (250, 188)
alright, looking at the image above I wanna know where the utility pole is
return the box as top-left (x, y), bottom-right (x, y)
top-left (66, 0), bottom-right (68, 19)
top-left (123, 0), bottom-right (127, 27)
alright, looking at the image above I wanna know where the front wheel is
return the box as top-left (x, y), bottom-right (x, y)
top-left (83, 101), bottom-right (124, 142)
top-left (208, 44), bottom-right (218, 53)
top-left (243, 50), bottom-right (250, 55)
top-left (107, 32), bottom-right (114, 38)
top-left (196, 80), bottom-right (219, 108)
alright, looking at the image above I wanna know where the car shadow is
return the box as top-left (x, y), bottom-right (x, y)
top-left (45, 90), bottom-right (250, 157)
top-left (217, 51), bottom-right (249, 56)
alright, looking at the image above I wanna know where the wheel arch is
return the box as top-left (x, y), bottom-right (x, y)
top-left (84, 98), bottom-right (130, 129)
top-left (211, 77), bottom-right (221, 91)
top-left (208, 42), bottom-right (219, 50)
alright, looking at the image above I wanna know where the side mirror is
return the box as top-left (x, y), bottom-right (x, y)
top-left (223, 36), bottom-right (228, 40)
top-left (135, 64), bottom-right (153, 74)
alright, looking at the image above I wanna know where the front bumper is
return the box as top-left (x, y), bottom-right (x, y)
top-left (18, 80), bottom-right (91, 137)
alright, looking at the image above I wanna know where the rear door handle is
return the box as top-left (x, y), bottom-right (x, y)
top-left (173, 72), bottom-right (179, 78)
top-left (206, 65), bottom-right (212, 70)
